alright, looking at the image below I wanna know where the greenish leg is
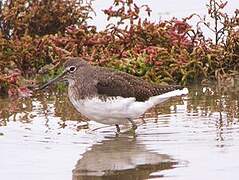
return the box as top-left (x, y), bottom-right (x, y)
top-left (127, 118), bottom-right (137, 130)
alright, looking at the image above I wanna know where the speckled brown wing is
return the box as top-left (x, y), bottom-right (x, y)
top-left (95, 69), bottom-right (183, 102)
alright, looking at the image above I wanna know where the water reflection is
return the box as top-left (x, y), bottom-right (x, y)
top-left (186, 86), bottom-right (239, 121)
top-left (1, 85), bottom-right (238, 127)
top-left (0, 85), bottom-right (239, 180)
top-left (73, 135), bottom-right (176, 180)
top-left (0, 92), bottom-right (86, 127)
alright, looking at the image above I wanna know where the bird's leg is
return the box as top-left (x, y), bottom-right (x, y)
top-left (154, 108), bottom-right (158, 123)
top-left (115, 124), bottom-right (120, 133)
top-left (127, 118), bottom-right (137, 130)
top-left (141, 114), bottom-right (146, 124)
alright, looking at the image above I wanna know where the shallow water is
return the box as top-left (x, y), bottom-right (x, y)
top-left (0, 85), bottom-right (239, 180)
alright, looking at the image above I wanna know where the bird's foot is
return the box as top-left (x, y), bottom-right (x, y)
top-left (132, 124), bottom-right (137, 130)
top-left (115, 124), bottom-right (121, 135)
top-left (124, 127), bottom-right (137, 137)
top-left (114, 123), bottom-right (136, 137)
top-left (115, 124), bottom-right (120, 133)
top-left (127, 118), bottom-right (137, 131)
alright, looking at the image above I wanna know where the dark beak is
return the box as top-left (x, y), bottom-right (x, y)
top-left (36, 70), bottom-right (67, 90)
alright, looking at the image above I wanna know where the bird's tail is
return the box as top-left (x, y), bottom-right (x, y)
top-left (149, 87), bottom-right (188, 106)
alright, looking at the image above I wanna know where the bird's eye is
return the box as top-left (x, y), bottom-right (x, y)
top-left (68, 66), bottom-right (76, 72)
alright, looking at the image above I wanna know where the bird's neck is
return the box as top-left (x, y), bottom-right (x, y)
top-left (68, 78), bottom-right (97, 101)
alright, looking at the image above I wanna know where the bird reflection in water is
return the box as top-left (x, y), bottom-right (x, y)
top-left (72, 135), bottom-right (176, 180)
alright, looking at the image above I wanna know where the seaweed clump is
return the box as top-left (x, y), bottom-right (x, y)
top-left (0, 0), bottom-right (238, 97)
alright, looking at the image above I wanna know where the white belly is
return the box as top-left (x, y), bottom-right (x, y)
top-left (68, 88), bottom-right (188, 125)
top-left (69, 96), bottom-right (144, 125)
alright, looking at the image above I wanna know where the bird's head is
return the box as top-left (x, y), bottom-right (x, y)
top-left (37, 57), bottom-right (89, 90)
